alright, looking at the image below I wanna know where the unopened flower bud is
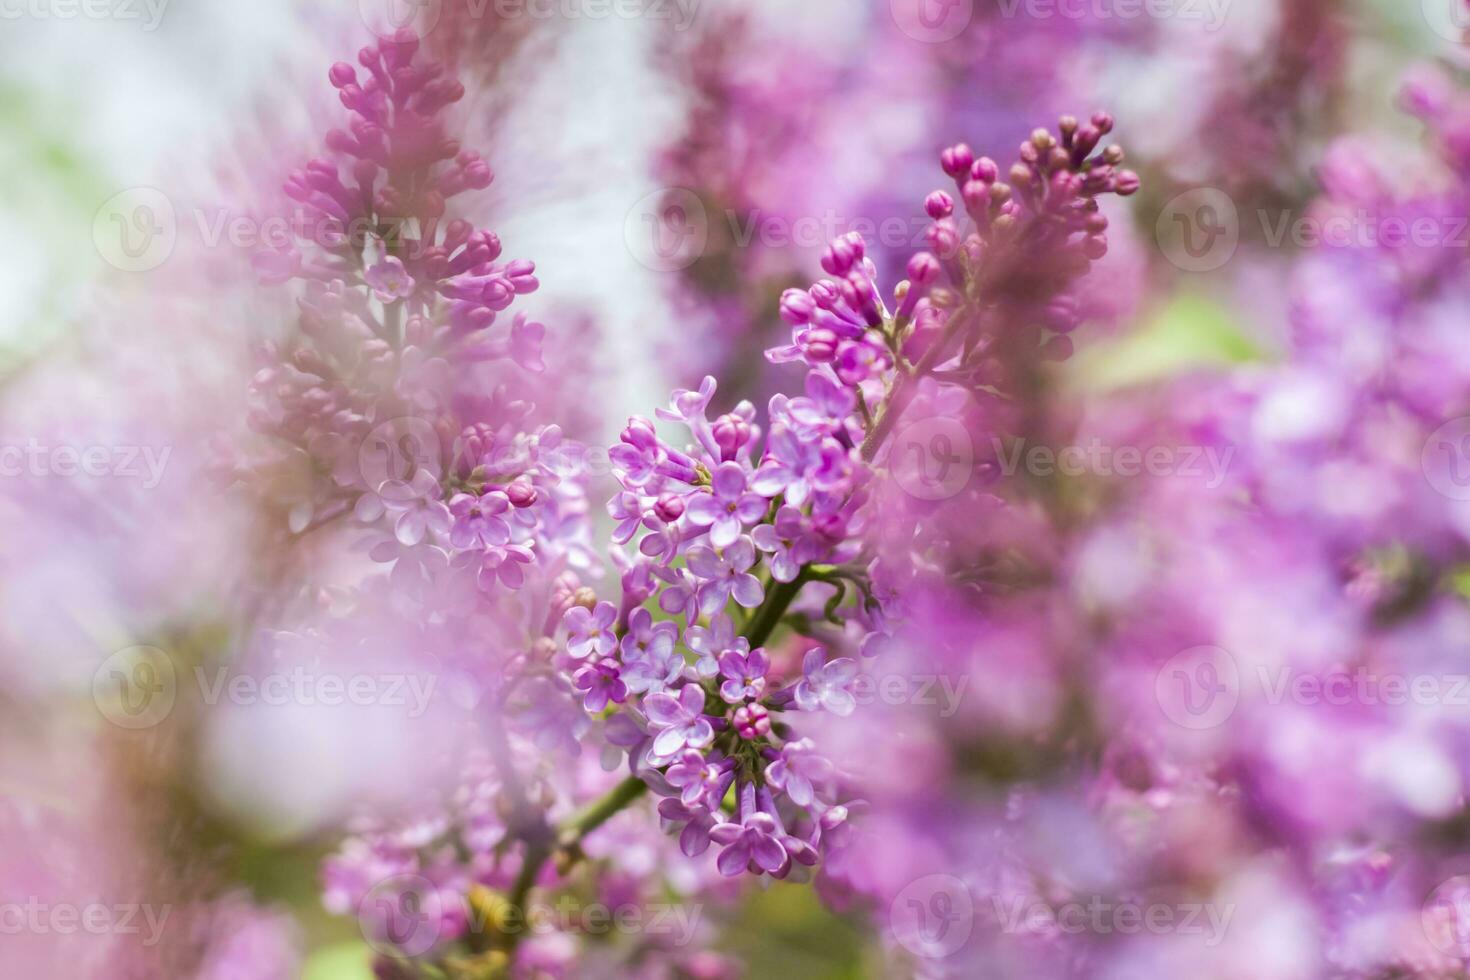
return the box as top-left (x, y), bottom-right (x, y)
top-left (712, 413), bottom-right (751, 460)
top-left (506, 481), bottom-right (537, 507)
top-left (732, 703), bottom-right (771, 739)
top-left (925, 191), bottom-right (954, 219)
top-left (940, 143), bottom-right (974, 178)
top-left (654, 493), bottom-right (686, 522)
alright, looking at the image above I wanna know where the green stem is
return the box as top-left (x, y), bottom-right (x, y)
top-left (492, 775), bottom-right (648, 958)
top-left (743, 567), bottom-right (811, 648)
top-left (561, 774), bottom-right (649, 842)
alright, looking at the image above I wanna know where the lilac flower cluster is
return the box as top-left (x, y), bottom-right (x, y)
top-left (236, 30), bottom-right (561, 552)
top-left (541, 117), bottom-right (1138, 894)
top-left (559, 372), bottom-right (868, 879)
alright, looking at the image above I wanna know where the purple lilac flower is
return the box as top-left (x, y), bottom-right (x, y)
top-left (607, 491), bottom-right (645, 545)
top-left (644, 684), bottom-right (715, 762)
top-left (684, 613), bottom-right (745, 680)
top-left (472, 542), bottom-right (534, 591)
top-left (717, 646), bottom-right (770, 704)
top-left (750, 423), bottom-right (851, 507)
top-left (751, 506), bottom-right (823, 582)
top-left (793, 649), bottom-right (858, 716)
top-left (448, 490), bottom-right (511, 549)
top-left (657, 798), bottom-right (719, 858)
top-left (664, 750), bottom-right (736, 809)
top-left (563, 601), bottom-right (618, 659)
top-left (619, 609), bottom-right (684, 694)
top-left (710, 783), bottom-right (789, 878)
top-left (654, 563), bottom-right (702, 625)
top-left (380, 468), bottom-right (453, 546)
top-left (619, 607), bottom-right (676, 660)
top-left (364, 257), bottom-right (415, 303)
top-left (687, 536), bottom-right (763, 615)
top-left (685, 461), bottom-right (768, 548)
top-left (765, 738), bottom-right (835, 807)
top-left (572, 657), bottom-right (628, 713)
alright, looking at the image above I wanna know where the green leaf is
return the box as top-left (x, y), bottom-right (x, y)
top-left (1066, 293), bottom-right (1266, 393)
top-left (301, 941), bottom-right (376, 980)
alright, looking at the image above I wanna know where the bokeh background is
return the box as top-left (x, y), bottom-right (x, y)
top-left (3, 0), bottom-right (1469, 977)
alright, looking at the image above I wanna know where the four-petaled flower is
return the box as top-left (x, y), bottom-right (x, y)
top-left (572, 657), bottom-right (628, 713)
top-left (766, 738), bottom-right (835, 807)
top-left (365, 256), bottom-right (416, 303)
top-left (464, 542), bottom-right (535, 591)
top-left (718, 647), bottom-right (770, 704)
top-left (710, 813), bottom-right (789, 878)
top-left (665, 750), bottom-right (735, 809)
top-left (751, 506), bottom-right (822, 583)
top-left (620, 610), bottom-right (685, 695)
top-left (564, 601), bottom-right (618, 659)
top-left (379, 468), bottom-right (453, 546)
top-left (688, 537), bottom-right (764, 615)
top-left (686, 462), bottom-right (768, 548)
top-left (684, 613), bottom-right (745, 680)
top-left (644, 684), bottom-right (715, 763)
top-left (449, 490), bottom-right (512, 550)
top-left (794, 649), bottom-right (858, 716)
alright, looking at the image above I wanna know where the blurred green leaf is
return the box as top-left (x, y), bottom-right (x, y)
top-left (1067, 293), bottom-right (1265, 393)
top-left (302, 941), bottom-right (376, 980)
top-left (719, 882), bottom-right (875, 979)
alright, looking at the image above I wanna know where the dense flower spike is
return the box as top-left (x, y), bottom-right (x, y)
top-left (544, 115), bottom-right (1139, 903)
